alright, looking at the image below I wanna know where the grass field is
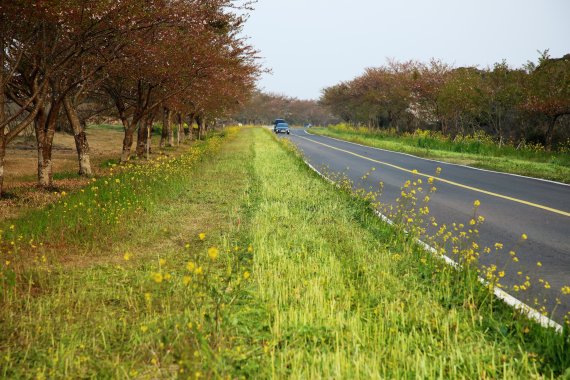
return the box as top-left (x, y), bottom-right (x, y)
top-left (1, 127), bottom-right (568, 378)
top-left (1, 124), bottom-right (189, 220)
top-left (309, 125), bottom-right (570, 184)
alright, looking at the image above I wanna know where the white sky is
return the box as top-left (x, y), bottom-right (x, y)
top-left (241, 0), bottom-right (570, 100)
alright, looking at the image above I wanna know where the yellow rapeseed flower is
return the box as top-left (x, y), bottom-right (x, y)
top-left (208, 247), bottom-right (219, 260)
top-left (473, 200), bottom-right (481, 207)
top-left (151, 273), bottom-right (163, 283)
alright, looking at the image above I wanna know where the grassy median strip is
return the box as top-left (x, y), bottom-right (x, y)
top-left (1, 127), bottom-right (568, 378)
top-left (310, 125), bottom-right (570, 184)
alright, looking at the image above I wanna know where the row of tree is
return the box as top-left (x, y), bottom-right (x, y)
top-left (0, 0), bottom-right (260, 196)
top-left (320, 52), bottom-right (570, 150)
top-left (234, 91), bottom-right (339, 126)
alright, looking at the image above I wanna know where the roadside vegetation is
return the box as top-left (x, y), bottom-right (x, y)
top-left (310, 124), bottom-right (570, 183)
top-left (320, 54), bottom-right (570, 157)
top-left (2, 127), bottom-right (568, 378)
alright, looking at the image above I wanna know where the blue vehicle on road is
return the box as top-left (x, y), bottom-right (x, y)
top-left (274, 122), bottom-right (290, 134)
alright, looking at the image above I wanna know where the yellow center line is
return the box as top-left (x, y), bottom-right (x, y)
top-left (296, 135), bottom-right (570, 217)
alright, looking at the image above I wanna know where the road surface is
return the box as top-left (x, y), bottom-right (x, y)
top-left (283, 128), bottom-right (570, 324)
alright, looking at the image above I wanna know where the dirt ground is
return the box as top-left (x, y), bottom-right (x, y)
top-left (1, 125), bottom-right (125, 220)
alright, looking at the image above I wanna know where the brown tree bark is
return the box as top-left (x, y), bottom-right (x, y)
top-left (0, 50), bottom-right (5, 197)
top-left (184, 113), bottom-right (194, 141)
top-left (196, 115), bottom-right (205, 140)
top-left (34, 104), bottom-right (60, 189)
top-left (160, 107), bottom-right (173, 147)
top-left (0, 140), bottom-right (5, 198)
top-left (63, 95), bottom-right (92, 176)
top-left (544, 115), bottom-right (560, 151)
top-left (121, 123), bottom-right (137, 163)
top-left (136, 121), bottom-right (147, 158)
top-left (136, 114), bottom-right (154, 158)
top-left (176, 112), bottom-right (182, 145)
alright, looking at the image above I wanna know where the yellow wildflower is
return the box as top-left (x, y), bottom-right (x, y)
top-left (183, 276), bottom-right (192, 286)
top-left (243, 271), bottom-right (251, 280)
top-left (123, 252), bottom-right (132, 261)
top-left (473, 200), bottom-right (480, 207)
top-left (199, 233), bottom-right (206, 240)
top-left (521, 233), bottom-right (528, 240)
top-left (151, 273), bottom-right (163, 283)
top-left (537, 262), bottom-right (542, 267)
top-left (208, 247), bottom-right (219, 260)
top-left (186, 261), bottom-right (196, 271)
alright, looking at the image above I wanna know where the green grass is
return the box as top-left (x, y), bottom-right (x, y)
top-left (1, 127), bottom-right (569, 378)
top-left (310, 125), bottom-right (570, 183)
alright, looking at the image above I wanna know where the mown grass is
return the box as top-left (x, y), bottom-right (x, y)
top-left (1, 127), bottom-right (569, 378)
top-left (1, 128), bottom-right (267, 378)
top-left (310, 125), bottom-right (570, 183)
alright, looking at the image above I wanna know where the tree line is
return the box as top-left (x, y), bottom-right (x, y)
top-left (0, 0), bottom-right (260, 196)
top-left (235, 91), bottom-right (340, 126)
top-left (320, 52), bottom-right (570, 151)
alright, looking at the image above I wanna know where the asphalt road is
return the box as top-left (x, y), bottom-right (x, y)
top-left (282, 128), bottom-right (570, 324)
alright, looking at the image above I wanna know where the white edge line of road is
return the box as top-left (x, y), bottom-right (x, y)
top-left (302, 129), bottom-right (570, 188)
top-left (302, 157), bottom-right (563, 333)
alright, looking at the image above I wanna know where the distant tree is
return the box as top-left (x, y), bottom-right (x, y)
top-left (523, 52), bottom-right (570, 150)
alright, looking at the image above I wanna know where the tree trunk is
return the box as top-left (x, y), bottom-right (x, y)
top-left (34, 106), bottom-right (57, 188)
top-left (146, 121), bottom-right (151, 160)
top-left (0, 45), bottom-right (5, 197)
top-left (544, 116), bottom-right (558, 151)
top-left (136, 120), bottom-right (148, 158)
top-left (121, 124), bottom-right (136, 163)
top-left (176, 113), bottom-right (182, 146)
top-left (0, 140), bottom-right (5, 198)
top-left (197, 115), bottom-right (205, 140)
top-left (136, 114), bottom-right (154, 158)
top-left (184, 114), bottom-right (193, 141)
top-left (161, 107), bottom-right (173, 147)
top-left (63, 95), bottom-right (92, 176)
